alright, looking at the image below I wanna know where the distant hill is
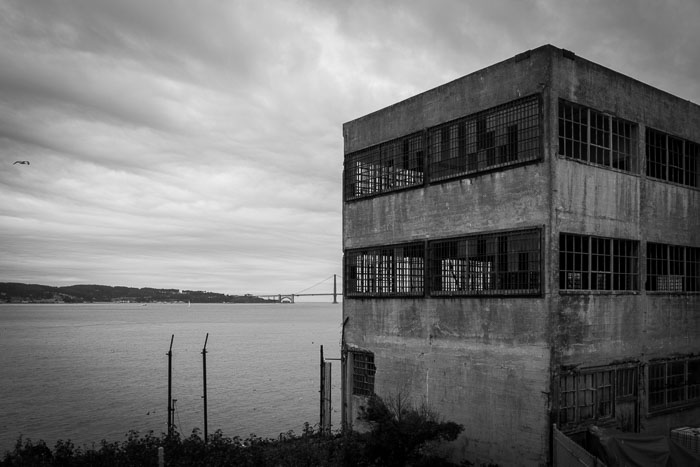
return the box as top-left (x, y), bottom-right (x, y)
top-left (0, 282), bottom-right (272, 304)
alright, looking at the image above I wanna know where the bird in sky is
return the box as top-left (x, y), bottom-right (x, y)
top-left (13, 160), bottom-right (30, 165)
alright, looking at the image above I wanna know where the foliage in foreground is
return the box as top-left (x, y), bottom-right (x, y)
top-left (1, 395), bottom-right (472, 466)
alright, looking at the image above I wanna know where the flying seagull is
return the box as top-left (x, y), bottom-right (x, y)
top-left (13, 160), bottom-right (30, 165)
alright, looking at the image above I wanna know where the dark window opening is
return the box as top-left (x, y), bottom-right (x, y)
top-left (352, 351), bottom-right (376, 396)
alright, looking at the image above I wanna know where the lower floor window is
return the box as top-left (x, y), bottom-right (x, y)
top-left (649, 357), bottom-right (700, 411)
top-left (351, 351), bottom-right (376, 396)
top-left (558, 364), bottom-right (638, 427)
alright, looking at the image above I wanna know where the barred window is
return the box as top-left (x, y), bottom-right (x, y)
top-left (559, 100), bottom-right (638, 172)
top-left (649, 357), bottom-right (700, 412)
top-left (345, 244), bottom-right (424, 297)
top-left (351, 351), bottom-right (376, 396)
top-left (559, 234), bottom-right (639, 291)
top-left (429, 229), bottom-right (541, 296)
top-left (428, 95), bottom-right (541, 181)
top-left (646, 242), bottom-right (700, 292)
top-left (645, 128), bottom-right (700, 188)
top-left (344, 133), bottom-right (424, 200)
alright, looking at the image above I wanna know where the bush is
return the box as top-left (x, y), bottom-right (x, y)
top-left (1, 399), bottom-right (464, 466)
top-left (358, 393), bottom-right (464, 466)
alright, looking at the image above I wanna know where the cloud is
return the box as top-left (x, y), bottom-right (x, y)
top-left (0, 0), bottom-right (698, 294)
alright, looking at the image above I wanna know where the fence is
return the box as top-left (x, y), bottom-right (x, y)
top-left (553, 424), bottom-right (607, 467)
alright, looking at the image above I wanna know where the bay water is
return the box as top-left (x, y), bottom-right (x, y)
top-left (0, 302), bottom-right (343, 452)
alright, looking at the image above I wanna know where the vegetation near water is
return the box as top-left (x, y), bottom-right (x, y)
top-left (0, 282), bottom-right (270, 304)
top-left (1, 395), bottom-right (480, 467)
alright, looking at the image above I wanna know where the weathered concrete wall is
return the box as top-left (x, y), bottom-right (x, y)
top-left (548, 47), bottom-right (700, 433)
top-left (344, 297), bottom-right (551, 466)
top-left (344, 163), bottom-right (549, 249)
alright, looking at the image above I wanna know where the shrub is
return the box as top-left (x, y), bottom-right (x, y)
top-left (358, 393), bottom-right (464, 467)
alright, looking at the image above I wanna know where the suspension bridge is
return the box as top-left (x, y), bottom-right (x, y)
top-left (256, 274), bottom-right (342, 304)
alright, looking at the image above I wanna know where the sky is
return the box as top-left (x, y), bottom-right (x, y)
top-left (1, 0), bottom-right (699, 296)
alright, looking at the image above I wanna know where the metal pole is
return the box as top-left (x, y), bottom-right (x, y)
top-left (202, 333), bottom-right (209, 443)
top-left (319, 345), bottom-right (324, 430)
top-left (333, 274), bottom-right (338, 304)
top-left (167, 334), bottom-right (174, 437)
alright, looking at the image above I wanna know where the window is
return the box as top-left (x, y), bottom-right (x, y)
top-left (344, 133), bottom-right (424, 200)
top-left (559, 368), bottom-right (617, 425)
top-left (428, 95), bottom-right (541, 181)
top-left (646, 243), bottom-right (700, 292)
top-left (345, 244), bottom-right (424, 297)
top-left (645, 128), bottom-right (700, 188)
top-left (648, 357), bottom-right (700, 412)
top-left (351, 351), bottom-right (376, 396)
top-left (559, 234), bottom-right (639, 291)
top-left (559, 100), bottom-right (638, 172)
top-left (429, 228), bottom-right (541, 296)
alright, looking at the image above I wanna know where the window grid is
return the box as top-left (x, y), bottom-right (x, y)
top-left (427, 95), bottom-right (541, 181)
top-left (429, 229), bottom-right (541, 296)
top-left (648, 357), bottom-right (700, 412)
top-left (559, 100), bottom-right (638, 172)
top-left (558, 368), bottom-right (617, 426)
top-left (352, 351), bottom-right (376, 396)
top-left (613, 239), bottom-right (640, 291)
top-left (559, 234), bottom-right (639, 291)
top-left (345, 244), bottom-right (424, 297)
top-left (646, 243), bottom-right (699, 292)
top-left (344, 133), bottom-right (424, 201)
top-left (646, 127), bottom-right (700, 188)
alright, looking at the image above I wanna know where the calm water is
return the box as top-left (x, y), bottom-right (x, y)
top-left (0, 302), bottom-right (343, 452)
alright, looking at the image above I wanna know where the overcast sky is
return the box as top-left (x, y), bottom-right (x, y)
top-left (1, 0), bottom-right (699, 296)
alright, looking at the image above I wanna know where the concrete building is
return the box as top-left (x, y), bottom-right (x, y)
top-left (341, 44), bottom-right (700, 466)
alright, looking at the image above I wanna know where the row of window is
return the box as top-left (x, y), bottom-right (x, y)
top-left (558, 100), bottom-right (700, 187)
top-left (560, 235), bottom-right (700, 292)
top-left (352, 351), bottom-right (700, 419)
top-left (346, 232), bottom-right (699, 297)
top-left (558, 355), bottom-right (700, 428)
top-left (344, 95), bottom-right (542, 201)
top-left (344, 97), bottom-right (699, 203)
top-left (345, 229), bottom-right (542, 297)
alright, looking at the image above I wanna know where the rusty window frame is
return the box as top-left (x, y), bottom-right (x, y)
top-left (558, 367), bottom-right (615, 426)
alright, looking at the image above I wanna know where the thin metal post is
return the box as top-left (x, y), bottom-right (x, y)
top-left (202, 333), bottom-right (209, 443)
top-left (167, 334), bottom-right (174, 436)
top-left (319, 345), bottom-right (324, 429)
top-left (333, 274), bottom-right (338, 304)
